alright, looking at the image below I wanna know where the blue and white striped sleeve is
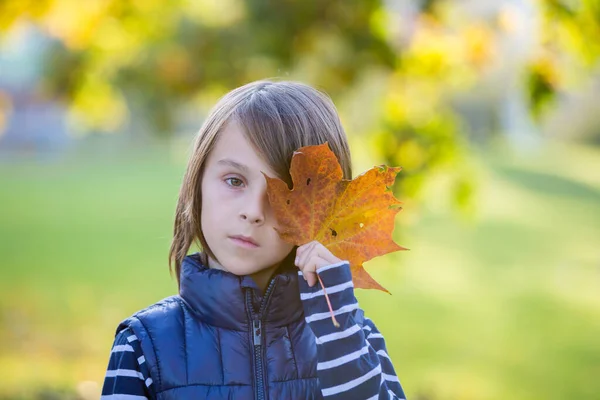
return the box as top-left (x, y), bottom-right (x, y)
top-left (101, 327), bottom-right (155, 399)
top-left (299, 261), bottom-right (407, 400)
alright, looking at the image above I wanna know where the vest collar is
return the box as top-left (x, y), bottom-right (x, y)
top-left (179, 252), bottom-right (304, 331)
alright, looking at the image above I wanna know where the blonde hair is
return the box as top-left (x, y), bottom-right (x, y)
top-left (169, 80), bottom-right (352, 286)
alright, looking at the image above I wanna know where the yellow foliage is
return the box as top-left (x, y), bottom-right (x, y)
top-left (44, 0), bottom-right (109, 49)
top-left (397, 139), bottom-right (425, 171)
top-left (70, 76), bottom-right (127, 134)
top-left (405, 20), bottom-right (463, 77)
top-left (531, 52), bottom-right (561, 89)
top-left (497, 4), bottom-right (521, 33)
top-left (369, 8), bottom-right (390, 42)
top-left (92, 17), bottom-right (143, 59)
top-left (184, 0), bottom-right (246, 28)
top-left (157, 45), bottom-right (191, 84)
top-left (463, 23), bottom-right (496, 69)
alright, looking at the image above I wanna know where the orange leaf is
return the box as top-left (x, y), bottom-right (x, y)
top-left (264, 143), bottom-right (407, 292)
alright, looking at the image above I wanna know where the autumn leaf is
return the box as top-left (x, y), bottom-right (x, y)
top-left (264, 142), bottom-right (407, 292)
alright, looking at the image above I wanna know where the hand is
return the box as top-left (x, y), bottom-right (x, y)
top-left (295, 240), bottom-right (342, 287)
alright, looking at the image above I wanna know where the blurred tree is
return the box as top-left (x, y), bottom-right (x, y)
top-left (0, 0), bottom-right (471, 212)
top-left (0, 0), bottom-right (395, 135)
top-left (528, 0), bottom-right (600, 117)
top-left (2, 0), bottom-right (600, 212)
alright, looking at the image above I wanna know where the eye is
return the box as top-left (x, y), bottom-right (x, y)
top-left (225, 177), bottom-right (244, 188)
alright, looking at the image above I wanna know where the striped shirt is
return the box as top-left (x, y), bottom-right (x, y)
top-left (101, 327), bottom-right (155, 399)
top-left (298, 261), bottom-right (405, 399)
top-left (102, 261), bottom-right (406, 399)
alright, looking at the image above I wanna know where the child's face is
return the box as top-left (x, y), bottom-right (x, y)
top-left (200, 120), bottom-right (295, 277)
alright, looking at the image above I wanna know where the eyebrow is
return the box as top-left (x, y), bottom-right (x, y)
top-left (216, 158), bottom-right (251, 173)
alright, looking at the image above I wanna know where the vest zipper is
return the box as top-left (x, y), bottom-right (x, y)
top-left (246, 278), bottom-right (277, 400)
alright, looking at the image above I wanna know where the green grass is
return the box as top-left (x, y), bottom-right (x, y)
top-left (1, 138), bottom-right (599, 399)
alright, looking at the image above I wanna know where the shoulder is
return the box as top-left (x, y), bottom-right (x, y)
top-left (124, 295), bottom-right (183, 321)
top-left (116, 295), bottom-right (184, 336)
top-left (115, 295), bottom-right (188, 364)
top-left (109, 326), bottom-right (146, 368)
top-left (103, 327), bottom-right (154, 398)
top-left (113, 326), bottom-right (139, 346)
top-left (112, 296), bottom-right (187, 391)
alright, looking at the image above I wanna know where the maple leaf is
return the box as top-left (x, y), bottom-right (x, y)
top-left (264, 142), bottom-right (407, 292)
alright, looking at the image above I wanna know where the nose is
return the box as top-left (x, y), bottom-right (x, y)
top-left (239, 188), bottom-right (268, 225)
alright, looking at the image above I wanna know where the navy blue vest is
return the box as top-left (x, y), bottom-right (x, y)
top-left (117, 253), bottom-right (323, 399)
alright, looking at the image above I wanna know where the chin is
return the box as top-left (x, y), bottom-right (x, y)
top-left (230, 266), bottom-right (269, 276)
top-left (220, 257), bottom-right (269, 276)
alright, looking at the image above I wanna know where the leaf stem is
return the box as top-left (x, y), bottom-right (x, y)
top-left (317, 274), bottom-right (340, 328)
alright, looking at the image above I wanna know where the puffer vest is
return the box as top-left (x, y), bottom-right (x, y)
top-left (117, 253), bottom-right (323, 399)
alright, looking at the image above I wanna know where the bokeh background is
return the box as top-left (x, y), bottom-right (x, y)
top-left (1, 0), bottom-right (599, 399)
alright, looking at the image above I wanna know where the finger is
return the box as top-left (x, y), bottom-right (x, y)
top-left (296, 240), bottom-right (315, 256)
top-left (311, 242), bottom-right (342, 266)
top-left (295, 242), bottom-right (314, 281)
top-left (304, 270), bottom-right (317, 287)
top-left (296, 241), bottom-right (317, 268)
top-left (303, 255), bottom-right (331, 287)
top-left (294, 243), bottom-right (307, 266)
top-left (299, 253), bottom-right (318, 285)
top-left (295, 244), bottom-right (304, 258)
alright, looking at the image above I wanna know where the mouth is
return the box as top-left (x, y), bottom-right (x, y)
top-left (229, 235), bottom-right (259, 248)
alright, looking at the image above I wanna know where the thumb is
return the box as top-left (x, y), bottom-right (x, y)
top-left (303, 270), bottom-right (317, 287)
